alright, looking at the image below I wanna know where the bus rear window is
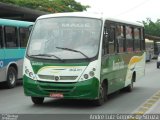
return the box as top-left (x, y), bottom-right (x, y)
top-left (19, 28), bottom-right (29, 47)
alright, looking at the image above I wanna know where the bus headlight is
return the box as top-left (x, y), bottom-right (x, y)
top-left (84, 74), bottom-right (89, 79)
top-left (81, 69), bottom-right (96, 81)
top-left (29, 72), bottom-right (34, 78)
top-left (92, 68), bottom-right (96, 71)
top-left (89, 71), bottom-right (95, 77)
top-left (24, 66), bottom-right (36, 80)
top-left (25, 69), bottom-right (29, 75)
top-left (78, 60), bottom-right (98, 81)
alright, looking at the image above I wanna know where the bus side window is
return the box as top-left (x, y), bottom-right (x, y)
top-left (5, 26), bottom-right (18, 48)
top-left (116, 25), bottom-right (125, 53)
top-left (0, 26), bottom-right (3, 48)
top-left (109, 26), bottom-right (116, 54)
top-left (126, 26), bottom-right (133, 52)
top-left (19, 28), bottom-right (30, 48)
top-left (134, 28), bottom-right (140, 51)
top-left (141, 28), bottom-right (145, 50)
top-left (102, 26), bottom-right (108, 55)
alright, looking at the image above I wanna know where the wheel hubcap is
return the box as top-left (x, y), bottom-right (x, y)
top-left (9, 72), bottom-right (15, 85)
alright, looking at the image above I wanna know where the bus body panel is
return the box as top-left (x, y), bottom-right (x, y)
top-left (0, 19), bottom-right (33, 28)
top-left (4, 48), bottom-right (26, 79)
top-left (101, 52), bottom-right (145, 94)
top-left (23, 52), bottom-right (145, 99)
top-left (0, 48), bottom-right (26, 82)
top-left (23, 58), bottom-right (101, 99)
top-left (124, 52), bottom-right (145, 85)
top-left (23, 75), bottom-right (99, 99)
top-left (0, 49), bottom-right (6, 82)
top-left (101, 54), bottom-right (126, 93)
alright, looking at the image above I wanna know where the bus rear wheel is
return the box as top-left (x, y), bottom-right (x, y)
top-left (125, 74), bottom-right (135, 92)
top-left (6, 67), bottom-right (17, 88)
top-left (31, 97), bottom-right (44, 105)
top-left (93, 82), bottom-right (107, 106)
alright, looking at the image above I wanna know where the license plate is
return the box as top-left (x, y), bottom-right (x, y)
top-left (50, 93), bottom-right (63, 98)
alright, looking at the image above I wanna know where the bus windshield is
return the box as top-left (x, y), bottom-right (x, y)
top-left (27, 17), bottom-right (102, 60)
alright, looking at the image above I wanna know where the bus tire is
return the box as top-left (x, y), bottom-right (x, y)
top-left (149, 55), bottom-right (151, 61)
top-left (157, 64), bottom-right (159, 69)
top-left (6, 67), bottom-right (17, 89)
top-left (125, 75), bottom-right (135, 92)
top-left (93, 82), bottom-right (107, 106)
top-left (31, 97), bottom-right (44, 104)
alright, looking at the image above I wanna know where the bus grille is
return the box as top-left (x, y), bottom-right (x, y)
top-left (38, 81), bottom-right (75, 93)
top-left (38, 75), bottom-right (78, 80)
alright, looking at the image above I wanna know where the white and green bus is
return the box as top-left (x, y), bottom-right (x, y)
top-left (23, 12), bottom-right (145, 105)
top-left (0, 19), bottom-right (33, 88)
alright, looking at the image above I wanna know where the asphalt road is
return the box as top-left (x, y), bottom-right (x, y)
top-left (0, 60), bottom-right (160, 116)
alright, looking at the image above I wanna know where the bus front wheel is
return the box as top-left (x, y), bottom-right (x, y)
top-left (31, 97), bottom-right (44, 104)
top-left (6, 67), bottom-right (17, 88)
top-left (93, 82), bottom-right (107, 106)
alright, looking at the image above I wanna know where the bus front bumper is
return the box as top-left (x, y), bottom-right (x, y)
top-left (23, 75), bottom-right (99, 100)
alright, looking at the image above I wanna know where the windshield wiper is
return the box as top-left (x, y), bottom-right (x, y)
top-left (56, 47), bottom-right (89, 59)
top-left (29, 54), bottom-right (64, 61)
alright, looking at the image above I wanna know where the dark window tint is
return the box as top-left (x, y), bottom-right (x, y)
top-left (5, 27), bottom-right (18, 48)
top-left (134, 28), bottom-right (140, 51)
top-left (102, 26), bottom-right (108, 55)
top-left (19, 28), bottom-right (30, 47)
top-left (116, 25), bottom-right (124, 52)
top-left (126, 26), bottom-right (133, 52)
top-left (0, 26), bottom-right (2, 48)
top-left (109, 27), bottom-right (115, 54)
top-left (141, 28), bottom-right (145, 50)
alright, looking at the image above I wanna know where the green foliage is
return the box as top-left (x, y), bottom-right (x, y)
top-left (0, 0), bottom-right (89, 12)
top-left (142, 18), bottom-right (160, 37)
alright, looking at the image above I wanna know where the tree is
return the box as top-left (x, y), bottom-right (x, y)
top-left (142, 18), bottom-right (160, 37)
top-left (0, 0), bottom-right (89, 12)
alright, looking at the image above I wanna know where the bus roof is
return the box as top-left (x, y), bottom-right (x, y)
top-left (37, 12), bottom-right (143, 27)
top-left (0, 18), bottom-right (34, 27)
